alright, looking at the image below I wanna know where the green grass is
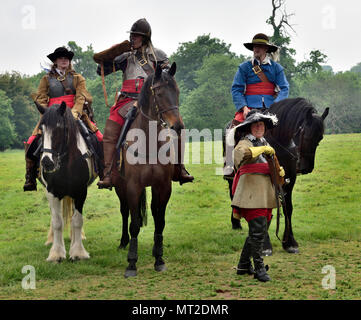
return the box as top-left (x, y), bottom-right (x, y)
top-left (0, 134), bottom-right (360, 300)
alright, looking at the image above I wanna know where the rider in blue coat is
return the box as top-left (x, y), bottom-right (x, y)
top-left (231, 33), bottom-right (289, 124)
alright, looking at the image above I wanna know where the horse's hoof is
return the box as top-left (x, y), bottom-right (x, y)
top-left (155, 264), bottom-right (167, 272)
top-left (118, 241), bottom-right (129, 250)
top-left (284, 246), bottom-right (299, 254)
top-left (46, 257), bottom-right (65, 263)
top-left (124, 269), bottom-right (137, 278)
top-left (262, 249), bottom-right (273, 256)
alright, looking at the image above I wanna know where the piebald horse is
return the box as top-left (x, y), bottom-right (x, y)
top-left (36, 102), bottom-right (97, 262)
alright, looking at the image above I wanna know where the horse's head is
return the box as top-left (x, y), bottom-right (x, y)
top-left (141, 62), bottom-right (183, 134)
top-left (36, 101), bottom-right (77, 173)
top-left (295, 107), bottom-right (329, 174)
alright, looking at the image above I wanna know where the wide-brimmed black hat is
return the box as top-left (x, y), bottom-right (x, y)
top-left (243, 33), bottom-right (278, 53)
top-left (47, 47), bottom-right (74, 63)
top-left (226, 110), bottom-right (278, 146)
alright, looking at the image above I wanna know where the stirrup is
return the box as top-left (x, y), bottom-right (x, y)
top-left (179, 168), bottom-right (194, 185)
top-left (97, 175), bottom-right (113, 190)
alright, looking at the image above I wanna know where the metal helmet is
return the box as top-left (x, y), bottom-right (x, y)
top-left (129, 18), bottom-right (152, 40)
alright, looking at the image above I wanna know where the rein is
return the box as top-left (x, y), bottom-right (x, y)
top-left (269, 121), bottom-right (306, 161)
top-left (139, 78), bottom-right (178, 128)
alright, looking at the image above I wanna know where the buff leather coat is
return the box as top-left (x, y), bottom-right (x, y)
top-left (31, 72), bottom-right (92, 135)
top-left (231, 138), bottom-right (278, 209)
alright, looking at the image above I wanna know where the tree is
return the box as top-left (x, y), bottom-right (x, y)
top-left (0, 72), bottom-right (39, 148)
top-left (67, 41), bottom-right (98, 80)
top-left (350, 62), bottom-right (361, 74)
top-left (0, 90), bottom-right (16, 151)
top-left (267, 0), bottom-right (327, 89)
top-left (170, 35), bottom-right (239, 92)
top-left (181, 54), bottom-right (245, 131)
top-left (292, 71), bottom-right (361, 133)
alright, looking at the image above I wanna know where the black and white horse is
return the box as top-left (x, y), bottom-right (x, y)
top-left (36, 102), bottom-right (97, 262)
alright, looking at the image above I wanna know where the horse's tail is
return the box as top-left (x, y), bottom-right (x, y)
top-left (139, 188), bottom-right (147, 227)
top-left (62, 196), bottom-right (73, 230)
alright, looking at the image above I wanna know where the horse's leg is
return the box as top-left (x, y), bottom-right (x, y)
top-left (229, 179), bottom-right (242, 230)
top-left (124, 184), bottom-right (143, 278)
top-left (151, 184), bottom-right (171, 272)
top-left (46, 192), bottom-right (66, 262)
top-left (69, 192), bottom-right (90, 261)
top-left (45, 224), bottom-right (53, 246)
top-left (282, 182), bottom-right (299, 254)
top-left (116, 187), bottom-right (130, 249)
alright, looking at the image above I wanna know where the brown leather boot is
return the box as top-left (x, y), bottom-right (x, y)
top-left (23, 144), bottom-right (37, 191)
top-left (172, 134), bottom-right (194, 185)
top-left (97, 119), bottom-right (122, 190)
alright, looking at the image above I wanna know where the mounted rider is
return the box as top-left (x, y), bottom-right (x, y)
top-left (224, 33), bottom-right (289, 177)
top-left (231, 33), bottom-right (289, 124)
top-left (24, 47), bottom-right (103, 191)
top-left (96, 18), bottom-right (194, 189)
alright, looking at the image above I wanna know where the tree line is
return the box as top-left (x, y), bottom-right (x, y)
top-left (1, 3), bottom-right (361, 150)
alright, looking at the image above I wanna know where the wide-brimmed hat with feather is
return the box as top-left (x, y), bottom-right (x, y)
top-left (226, 110), bottom-right (278, 146)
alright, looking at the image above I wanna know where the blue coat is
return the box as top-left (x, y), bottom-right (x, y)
top-left (231, 60), bottom-right (289, 111)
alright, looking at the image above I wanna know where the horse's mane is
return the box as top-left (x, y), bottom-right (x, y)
top-left (268, 98), bottom-right (318, 144)
top-left (138, 70), bottom-right (178, 110)
top-left (40, 105), bottom-right (79, 161)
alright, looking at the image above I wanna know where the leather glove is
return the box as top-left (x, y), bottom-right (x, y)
top-left (249, 146), bottom-right (275, 158)
top-left (279, 166), bottom-right (285, 177)
top-left (71, 110), bottom-right (80, 120)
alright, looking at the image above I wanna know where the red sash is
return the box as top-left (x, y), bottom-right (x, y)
top-left (232, 163), bottom-right (270, 196)
top-left (48, 94), bottom-right (75, 107)
top-left (245, 82), bottom-right (275, 96)
top-left (121, 79), bottom-right (144, 93)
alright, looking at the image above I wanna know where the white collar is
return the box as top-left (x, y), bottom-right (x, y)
top-left (56, 68), bottom-right (66, 76)
top-left (246, 133), bottom-right (266, 143)
top-left (252, 56), bottom-right (272, 66)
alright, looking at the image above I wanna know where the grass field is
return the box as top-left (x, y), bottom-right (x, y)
top-left (0, 134), bottom-right (360, 300)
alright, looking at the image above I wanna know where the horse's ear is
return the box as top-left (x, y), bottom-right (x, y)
top-left (169, 62), bottom-right (176, 77)
top-left (58, 101), bottom-right (66, 116)
top-left (155, 63), bottom-right (162, 80)
top-left (321, 107), bottom-right (329, 120)
top-left (35, 102), bottom-right (46, 115)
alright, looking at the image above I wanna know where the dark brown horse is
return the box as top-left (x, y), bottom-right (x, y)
top-left (113, 62), bottom-right (182, 277)
top-left (224, 98), bottom-right (329, 254)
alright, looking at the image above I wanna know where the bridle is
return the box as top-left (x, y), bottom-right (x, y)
top-left (139, 77), bottom-right (179, 128)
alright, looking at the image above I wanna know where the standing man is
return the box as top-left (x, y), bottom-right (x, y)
top-left (231, 33), bottom-right (289, 125)
top-left (96, 18), bottom-right (193, 189)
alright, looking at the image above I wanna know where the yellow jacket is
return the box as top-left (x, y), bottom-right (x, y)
top-left (31, 72), bottom-right (93, 135)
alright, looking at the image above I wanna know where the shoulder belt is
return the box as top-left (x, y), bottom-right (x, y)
top-left (252, 62), bottom-right (270, 83)
top-left (135, 50), bottom-right (155, 76)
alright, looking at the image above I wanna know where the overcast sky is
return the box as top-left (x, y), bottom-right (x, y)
top-left (1, 0), bottom-right (360, 75)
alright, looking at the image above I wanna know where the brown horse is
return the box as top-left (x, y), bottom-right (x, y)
top-left (113, 62), bottom-right (182, 278)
